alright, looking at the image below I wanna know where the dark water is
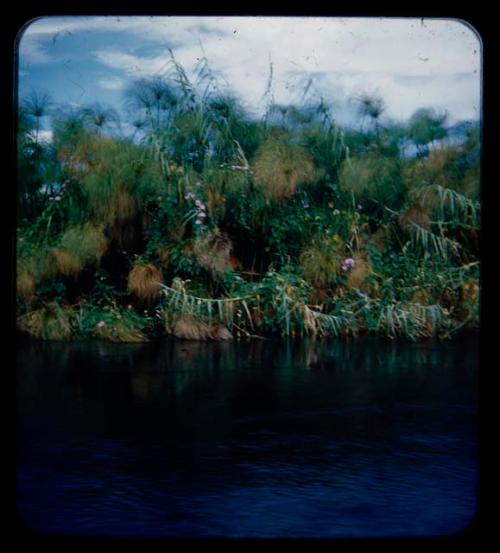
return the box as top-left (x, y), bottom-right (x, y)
top-left (16, 335), bottom-right (478, 538)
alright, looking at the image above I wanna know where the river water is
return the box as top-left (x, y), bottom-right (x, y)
top-left (16, 335), bottom-right (478, 538)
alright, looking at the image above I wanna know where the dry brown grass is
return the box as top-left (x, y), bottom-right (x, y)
top-left (299, 237), bottom-right (344, 289)
top-left (17, 266), bottom-right (35, 303)
top-left (410, 287), bottom-right (432, 307)
top-left (405, 148), bottom-right (460, 190)
top-left (253, 137), bottom-right (320, 200)
top-left (51, 248), bottom-right (82, 278)
top-left (95, 321), bottom-right (148, 343)
top-left (156, 245), bottom-right (171, 268)
top-left (206, 188), bottom-right (226, 218)
top-left (193, 230), bottom-right (233, 275)
top-left (398, 204), bottom-right (432, 233)
top-left (460, 279), bottom-right (479, 306)
top-left (369, 226), bottom-right (390, 252)
top-left (346, 258), bottom-right (372, 291)
top-left (426, 148), bottom-right (457, 174)
top-left (112, 186), bottom-right (138, 222)
top-left (60, 223), bottom-right (108, 266)
top-left (18, 303), bottom-right (73, 340)
top-left (127, 262), bottom-right (163, 302)
top-left (168, 315), bottom-right (233, 341)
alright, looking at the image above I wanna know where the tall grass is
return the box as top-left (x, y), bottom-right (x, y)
top-left (339, 153), bottom-right (405, 209)
top-left (16, 56), bottom-right (480, 342)
top-left (253, 135), bottom-right (320, 200)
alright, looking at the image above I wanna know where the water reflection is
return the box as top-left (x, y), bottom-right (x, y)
top-left (16, 335), bottom-right (478, 537)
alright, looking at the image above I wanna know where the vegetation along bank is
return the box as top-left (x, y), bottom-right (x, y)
top-left (16, 54), bottom-right (480, 342)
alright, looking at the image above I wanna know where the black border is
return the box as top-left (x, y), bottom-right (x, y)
top-left (7, 3), bottom-right (493, 546)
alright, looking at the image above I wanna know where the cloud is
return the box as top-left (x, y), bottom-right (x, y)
top-left (18, 16), bottom-right (481, 124)
top-left (37, 130), bottom-right (53, 143)
top-left (18, 33), bottom-right (53, 64)
top-left (94, 50), bottom-right (171, 77)
top-left (98, 76), bottom-right (126, 90)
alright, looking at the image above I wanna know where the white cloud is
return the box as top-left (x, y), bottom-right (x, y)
top-left (94, 50), bottom-right (169, 77)
top-left (37, 130), bottom-right (53, 143)
top-left (98, 76), bottom-right (126, 90)
top-left (18, 16), bottom-right (481, 124)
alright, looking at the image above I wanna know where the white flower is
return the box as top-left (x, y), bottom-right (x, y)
top-left (54, 196), bottom-right (62, 201)
top-left (97, 320), bottom-right (106, 328)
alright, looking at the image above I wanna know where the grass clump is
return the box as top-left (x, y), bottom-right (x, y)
top-left (18, 302), bottom-right (73, 340)
top-left (50, 249), bottom-right (82, 278)
top-left (75, 302), bottom-right (150, 342)
top-left (127, 260), bottom-right (163, 303)
top-left (346, 257), bottom-right (372, 291)
top-left (192, 229), bottom-right (233, 276)
top-left (253, 136), bottom-right (320, 200)
top-left (60, 223), bottom-right (108, 266)
top-left (17, 262), bottom-right (36, 304)
top-left (339, 154), bottom-right (404, 209)
top-left (166, 314), bottom-right (233, 341)
top-left (299, 235), bottom-right (344, 289)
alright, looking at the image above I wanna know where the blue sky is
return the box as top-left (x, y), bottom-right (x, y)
top-left (17, 16), bottom-right (481, 139)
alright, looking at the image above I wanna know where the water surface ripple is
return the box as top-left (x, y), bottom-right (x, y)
top-left (16, 336), bottom-right (478, 537)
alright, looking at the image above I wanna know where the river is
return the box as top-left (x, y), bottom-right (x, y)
top-left (16, 335), bottom-right (478, 538)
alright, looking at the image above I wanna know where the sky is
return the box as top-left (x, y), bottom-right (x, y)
top-left (17, 16), bottom-right (482, 138)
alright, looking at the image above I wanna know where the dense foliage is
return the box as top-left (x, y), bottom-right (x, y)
top-left (16, 55), bottom-right (480, 342)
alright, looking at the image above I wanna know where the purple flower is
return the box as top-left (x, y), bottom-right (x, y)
top-left (341, 257), bottom-right (356, 272)
top-left (198, 211), bottom-right (207, 218)
top-left (97, 320), bottom-right (106, 328)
